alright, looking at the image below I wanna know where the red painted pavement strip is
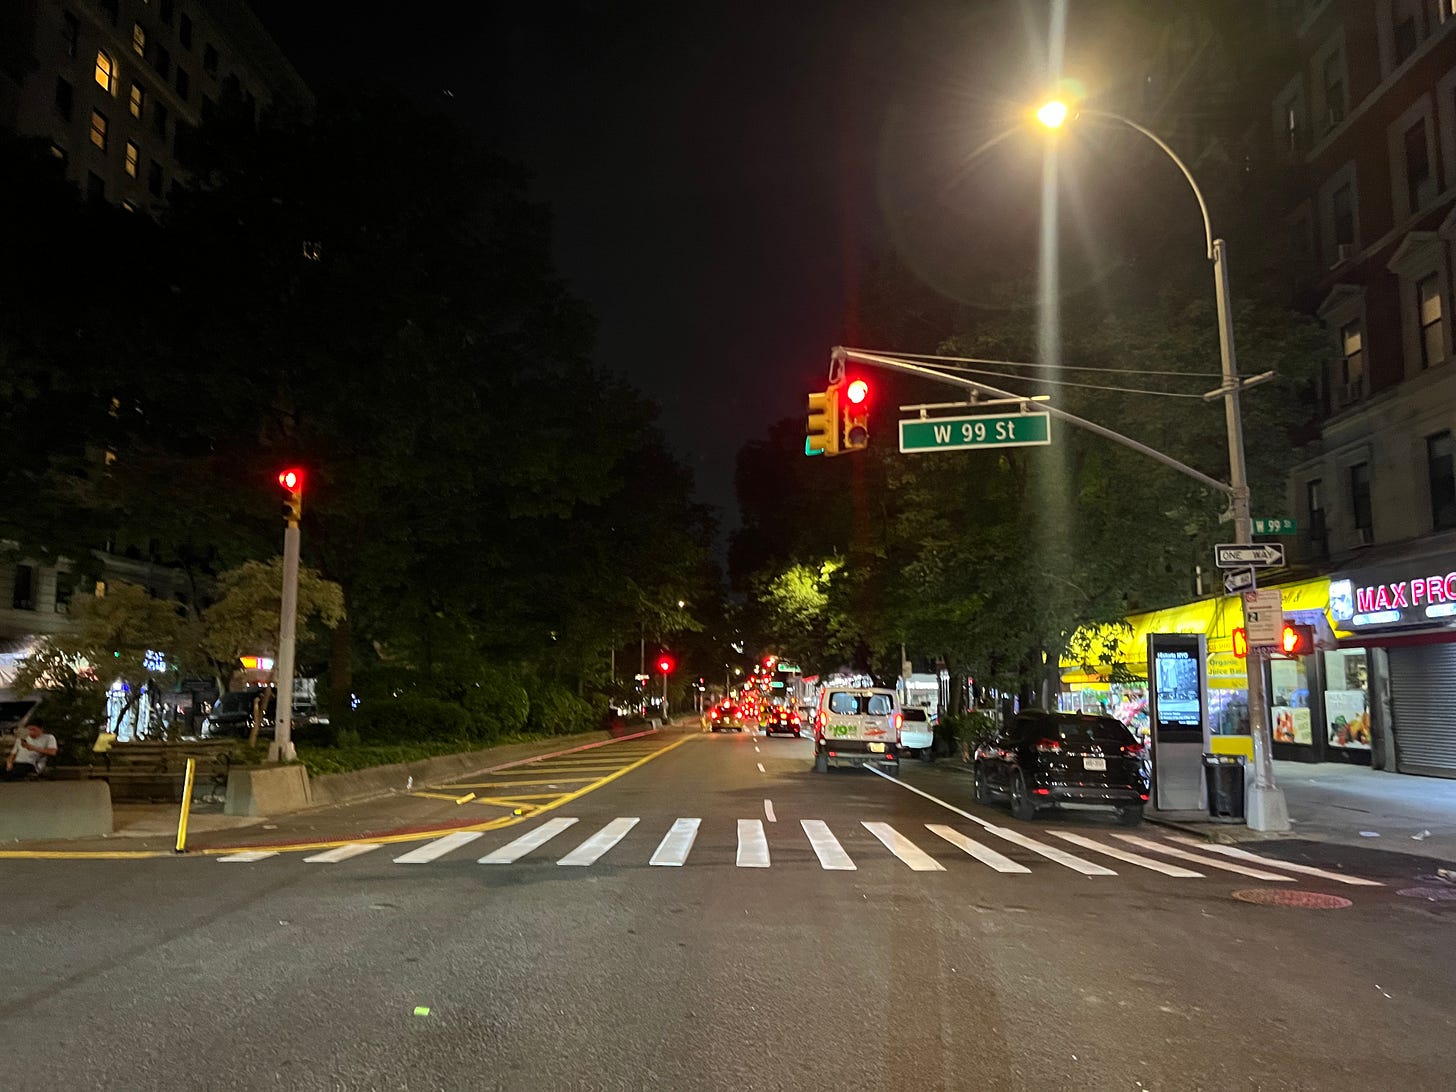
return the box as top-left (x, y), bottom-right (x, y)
top-left (201, 728), bottom-right (673, 851)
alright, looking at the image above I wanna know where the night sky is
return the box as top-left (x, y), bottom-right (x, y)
top-left (251, 1), bottom-right (1130, 529)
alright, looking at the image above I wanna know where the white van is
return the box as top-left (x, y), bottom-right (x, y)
top-left (813, 687), bottom-right (901, 774)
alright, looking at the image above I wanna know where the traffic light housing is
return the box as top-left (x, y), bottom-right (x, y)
top-left (277, 467), bottom-right (304, 525)
top-left (842, 377), bottom-right (869, 452)
top-left (1232, 627), bottom-right (1249, 659)
top-left (1279, 623), bottom-right (1314, 656)
top-left (806, 382), bottom-right (841, 457)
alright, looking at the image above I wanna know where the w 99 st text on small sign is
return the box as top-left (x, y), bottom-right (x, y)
top-left (898, 412), bottom-right (1051, 453)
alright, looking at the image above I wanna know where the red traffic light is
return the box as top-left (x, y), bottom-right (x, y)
top-left (277, 468), bottom-right (304, 492)
top-left (657, 655), bottom-right (675, 675)
top-left (1232, 627), bottom-right (1249, 659)
top-left (846, 379), bottom-right (869, 405)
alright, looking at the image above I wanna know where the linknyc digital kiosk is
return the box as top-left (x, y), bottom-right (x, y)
top-left (1146, 633), bottom-right (1210, 811)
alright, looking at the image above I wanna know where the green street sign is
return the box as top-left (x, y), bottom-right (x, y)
top-left (899, 412), bottom-right (1051, 453)
top-left (1253, 518), bottom-right (1298, 535)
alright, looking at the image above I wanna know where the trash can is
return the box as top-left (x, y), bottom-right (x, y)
top-left (1203, 753), bottom-right (1246, 819)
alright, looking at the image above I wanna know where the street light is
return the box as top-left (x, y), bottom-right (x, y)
top-left (1034, 99), bottom-right (1288, 832)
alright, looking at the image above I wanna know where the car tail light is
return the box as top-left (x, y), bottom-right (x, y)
top-left (1140, 793), bottom-right (1150, 801)
top-left (1035, 738), bottom-right (1062, 753)
top-left (1033, 787), bottom-right (1051, 795)
top-left (828, 750), bottom-right (837, 757)
top-left (892, 712), bottom-right (903, 732)
top-left (1122, 741), bottom-right (1145, 757)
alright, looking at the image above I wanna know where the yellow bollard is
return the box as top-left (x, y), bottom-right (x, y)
top-left (174, 756), bottom-right (197, 853)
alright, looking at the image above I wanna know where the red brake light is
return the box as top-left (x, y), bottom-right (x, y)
top-left (1033, 787), bottom-right (1051, 795)
top-left (1123, 741), bottom-right (1145, 757)
top-left (892, 712), bottom-right (903, 731)
top-left (1035, 738), bottom-right (1062, 754)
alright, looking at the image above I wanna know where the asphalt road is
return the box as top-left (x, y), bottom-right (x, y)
top-left (3, 728), bottom-right (1454, 1090)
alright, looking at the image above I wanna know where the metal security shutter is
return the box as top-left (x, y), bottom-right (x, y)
top-left (1389, 645), bottom-right (1456, 778)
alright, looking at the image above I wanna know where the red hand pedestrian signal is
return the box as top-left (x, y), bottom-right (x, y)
top-left (1232, 627), bottom-right (1249, 659)
top-left (1279, 623), bottom-right (1314, 656)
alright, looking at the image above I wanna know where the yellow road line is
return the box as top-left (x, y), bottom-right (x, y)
top-left (0, 849), bottom-right (175, 860)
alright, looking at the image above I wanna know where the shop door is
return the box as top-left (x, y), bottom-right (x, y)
top-left (1389, 645), bottom-right (1456, 778)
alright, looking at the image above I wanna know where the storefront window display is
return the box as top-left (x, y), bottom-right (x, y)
top-left (1060, 683), bottom-right (1149, 740)
top-left (1323, 648), bottom-right (1370, 749)
top-left (1270, 655), bottom-right (1312, 745)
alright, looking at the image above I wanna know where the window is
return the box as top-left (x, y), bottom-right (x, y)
top-left (124, 140), bottom-right (138, 177)
top-left (11, 565), bottom-right (36, 611)
top-left (200, 94), bottom-right (215, 122)
top-left (54, 572), bottom-right (75, 613)
top-left (152, 101), bottom-right (168, 139)
top-left (1405, 121), bottom-right (1433, 212)
top-left (148, 160), bottom-right (163, 197)
top-left (175, 67), bottom-right (189, 100)
top-left (49, 143), bottom-right (67, 165)
top-left (1350, 463), bottom-right (1373, 534)
top-left (54, 76), bottom-right (73, 121)
top-left (203, 43), bottom-right (218, 76)
top-left (94, 49), bottom-right (115, 93)
top-left (1429, 431), bottom-right (1456, 530)
top-left (151, 45), bottom-right (171, 80)
top-left (179, 13), bottom-right (192, 49)
top-left (159, 0), bottom-right (174, 25)
top-left (62, 10), bottom-right (79, 57)
top-left (1395, 7), bottom-right (1420, 63)
top-left (89, 109), bottom-right (108, 151)
top-left (132, 22), bottom-right (146, 57)
top-left (129, 82), bottom-right (144, 119)
top-left (1340, 321), bottom-right (1365, 402)
top-left (121, 198), bottom-right (138, 212)
top-left (99, 0), bottom-right (117, 25)
top-left (1323, 51), bottom-right (1346, 126)
top-left (1332, 183), bottom-right (1355, 247)
top-left (86, 171), bottom-right (105, 201)
top-left (1418, 274), bottom-right (1445, 367)
top-left (1307, 479), bottom-right (1327, 555)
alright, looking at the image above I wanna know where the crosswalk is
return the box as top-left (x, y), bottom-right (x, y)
top-left (216, 816), bottom-right (1383, 886)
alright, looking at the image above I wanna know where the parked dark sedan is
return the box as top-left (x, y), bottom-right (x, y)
top-left (973, 711), bottom-right (1149, 825)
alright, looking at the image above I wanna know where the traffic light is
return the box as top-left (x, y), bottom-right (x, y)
top-left (842, 377), bottom-right (869, 452)
top-left (1232, 627), bottom-right (1249, 659)
top-left (277, 467), bottom-right (304, 525)
top-left (806, 382), bottom-right (841, 457)
top-left (657, 654), bottom-right (675, 675)
top-left (1279, 623), bottom-right (1314, 656)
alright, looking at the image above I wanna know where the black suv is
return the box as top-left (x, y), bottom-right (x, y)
top-left (973, 711), bottom-right (1149, 825)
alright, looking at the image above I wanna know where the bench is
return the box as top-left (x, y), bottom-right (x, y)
top-left (58, 740), bottom-right (240, 802)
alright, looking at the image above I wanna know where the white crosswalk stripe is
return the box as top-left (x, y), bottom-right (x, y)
top-left (983, 825), bottom-right (1118, 876)
top-left (304, 843), bottom-right (383, 864)
top-left (801, 819), bottom-right (856, 870)
top-left (479, 817), bottom-right (579, 864)
top-left (1165, 837), bottom-right (1384, 886)
top-left (1110, 834), bottom-right (1296, 881)
top-left (926, 824), bottom-right (1030, 873)
top-left (558, 818), bottom-right (639, 866)
top-left (862, 822), bottom-right (944, 871)
top-left (650, 818), bottom-right (701, 866)
top-left (1049, 831), bottom-right (1203, 878)
top-left (217, 850), bottom-right (278, 863)
top-left (393, 831), bottom-right (484, 864)
top-left (737, 819), bottom-right (770, 867)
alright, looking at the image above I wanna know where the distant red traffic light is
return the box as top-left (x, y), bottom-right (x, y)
top-left (846, 379), bottom-right (869, 404)
top-left (278, 468), bottom-right (304, 492)
top-left (657, 655), bottom-right (675, 675)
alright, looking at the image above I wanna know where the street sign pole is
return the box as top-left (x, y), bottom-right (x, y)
top-left (269, 518), bottom-right (300, 764)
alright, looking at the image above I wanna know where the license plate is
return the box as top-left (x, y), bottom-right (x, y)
top-left (868, 742), bottom-right (885, 753)
top-left (1083, 757), bottom-right (1106, 771)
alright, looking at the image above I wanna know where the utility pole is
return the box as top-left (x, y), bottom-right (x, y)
top-left (270, 469), bottom-right (304, 763)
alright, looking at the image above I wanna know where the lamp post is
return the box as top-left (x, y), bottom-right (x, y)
top-left (1037, 101), bottom-right (1288, 832)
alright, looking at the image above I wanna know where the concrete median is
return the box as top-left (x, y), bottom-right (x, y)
top-left (0, 781), bottom-right (114, 841)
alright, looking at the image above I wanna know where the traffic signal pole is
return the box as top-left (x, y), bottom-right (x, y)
top-left (270, 518), bottom-right (300, 763)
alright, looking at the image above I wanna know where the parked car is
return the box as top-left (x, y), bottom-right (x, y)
top-left (813, 687), bottom-right (900, 774)
top-left (900, 706), bottom-right (934, 759)
top-left (759, 705), bottom-right (802, 738)
top-left (973, 710), bottom-right (1149, 825)
top-left (201, 688), bottom-right (328, 740)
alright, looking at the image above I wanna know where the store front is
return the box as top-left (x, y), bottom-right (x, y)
top-left (1329, 551), bottom-right (1456, 778)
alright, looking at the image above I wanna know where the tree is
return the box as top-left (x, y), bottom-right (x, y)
top-left (198, 559), bottom-right (346, 690)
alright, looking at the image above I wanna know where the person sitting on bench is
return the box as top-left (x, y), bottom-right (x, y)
top-left (4, 723), bottom-right (58, 780)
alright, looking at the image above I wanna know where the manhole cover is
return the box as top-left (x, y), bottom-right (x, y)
top-left (1231, 889), bottom-right (1352, 909)
top-left (1396, 887), bottom-right (1456, 902)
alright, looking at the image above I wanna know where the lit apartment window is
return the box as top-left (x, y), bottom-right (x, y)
top-left (1340, 321), bottom-right (1365, 403)
top-left (90, 109), bottom-right (108, 151)
top-left (130, 82), bottom-right (145, 119)
top-left (176, 67), bottom-right (190, 100)
top-left (1350, 463), bottom-right (1373, 535)
top-left (54, 76), bottom-right (73, 121)
top-left (1332, 183), bottom-right (1355, 247)
top-left (179, 13), bottom-right (192, 49)
top-left (1418, 275), bottom-right (1445, 367)
top-left (1323, 51), bottom-right (1346, 126)
top-left (203, 43), bottom-right (218, 76)
top-left (148, 160), bottom-right (163, 197)
top-left (62, 10), bottom-right (79, 57)
top-left (132, 22), bottom-right (146, 57)
top-left (94, 50), bottom-right (115, 93)
top-left (121, 199), bottom-right (139, 212)
top-left (49, 143), bottom-right (67, 164)
top-left (125, 141), bottom-right (139, 177)
top-left (1429, 432), bottom-right (1456, 530)
top-left (1404, 121), bottom-right (1433, 212)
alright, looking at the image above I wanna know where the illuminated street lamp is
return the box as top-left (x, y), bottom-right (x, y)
top-left (1033, 98), bottom-right (1288, 832)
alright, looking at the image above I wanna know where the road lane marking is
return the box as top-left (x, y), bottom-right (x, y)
top-left (1165, 837), bottom-right (1383, 885)
top-left (650, 818), bottom-right (701, 866)
top-left (862, 822), bottom-right (945, 871)
top-left (480, 817), bottom-right (580, 864)
top-left (756, 762), bottom-right (766, 773)
top-left (393, 831), bottom-right (485, 864)
top-left (558, 818), bottom-right (639, 866)
top-left (737, 819), bottom-right (770, 867)
top-left (862, 765), bottom-right (995, 828)
top-left (303, 843), bottom-right (384, 864)
top-left (984, 826), bottom-right (1117, 876)
top-left (217, 851), bottom-right (278, 863)
top-left (926, 824), bottom-right (1031, 873)
top-left (1049, 831), bottom-right (1203, 878)
top-left (754, 746), bottom-right (760, 753)
top-left (764, 799), bottom-right (777, 822)
top-left (1110, 834), bottom-right (1296, 881)
top-left (801, 819), bottom-right (855, 870)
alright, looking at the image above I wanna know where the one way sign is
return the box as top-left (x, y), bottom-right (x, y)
top-left (1214, 543), bottom-right (1285, 569)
